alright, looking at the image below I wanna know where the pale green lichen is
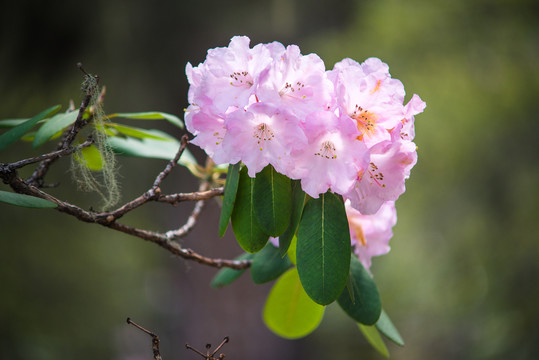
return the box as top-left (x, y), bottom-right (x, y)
top-left (71, 74), bottom-right (120, 210)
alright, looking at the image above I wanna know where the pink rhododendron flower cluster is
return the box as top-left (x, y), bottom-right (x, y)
top-left (185, 36), bottom-right (425, 269)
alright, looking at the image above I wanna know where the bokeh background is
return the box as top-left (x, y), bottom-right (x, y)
top-left (1, 0), bottom-right (537, 359)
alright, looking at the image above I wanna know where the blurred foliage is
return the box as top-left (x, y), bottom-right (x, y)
top-left (0, 0), bottom-right (537, 359)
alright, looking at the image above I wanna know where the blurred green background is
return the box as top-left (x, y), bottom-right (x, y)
top-left (1, 0), bottom-right (537, 359)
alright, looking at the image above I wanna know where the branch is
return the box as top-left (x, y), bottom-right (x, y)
top-left (152, 135), bottom-right (189, 188)
top-left (165, 180), bottom-right (209, 240)
top-left (27, 65), bottom-right (100, 187)
top-left (9, 138), bottom-right (94, 170)
top-left (1, 147), bottom-right (249, 270)
top-left (157, 187), bottom-right (224, 205)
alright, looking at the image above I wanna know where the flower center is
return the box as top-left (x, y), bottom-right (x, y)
top-left (314, 141), bottom-right (337, 159)
top-left (253, 123), bottom-right (275, 150)
top-left (229, 71), bottom-right (253, 87)
top-left (352, 105), bottom-right (378, 138)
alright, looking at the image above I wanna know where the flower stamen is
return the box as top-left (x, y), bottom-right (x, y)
top-left (229, 71), bottom-right (253, 87)
top-left (253, 123), bottom-right (275, 150)
top-left (367, 162), bottom-right (385, 187)
top-left (279, 81), bottom-right (307, 100)
top-left (314, 141), bottom-right (337, 159)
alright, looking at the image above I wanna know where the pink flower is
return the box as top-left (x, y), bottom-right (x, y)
top-left (346, 200), bottom-right (397, 272)
top-left (186, 36), bottom-right (273, 116)
top-left (345, 139), bottom-right (417, 215)
top-left (290, 110), bottom-right (369, 198)
top-left (223, 103), bottom-right (307, 177)
top-left (396, 94), bottom-right (427, 142)
top-left (185, 107), bottom-right (239, 165)
top-left (257, 44), bottom-right (333, 119)
top-left (269, 236), bottom-right (280, 248)
top-left (329, 58), bottom-right (407, 148)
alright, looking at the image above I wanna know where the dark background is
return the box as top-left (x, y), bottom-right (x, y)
top-left (1, 0), bottom-right (538, 359)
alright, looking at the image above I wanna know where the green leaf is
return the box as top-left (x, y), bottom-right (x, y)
top-left (296, 192), bottom-right (351, 305)
top-left (210, 253), bottom-right (254, 288)
top-left (253, 165), bottom-right (291, 237)
top-left (219, 163), bottom-right (241, 237)
top-left (104, 123), bottom-right (171, 140)
top-left (337, 256), bottom-right (382, 325)
top-left (287, 235), bottom-right (297, 265)
top-left (263, 268), bottom-right (325, 339)
top-left (278, 180), bottom-right (306, 256)
top-left (231, 167), bottom-right (270, 253)
top-left (0, 119), bottom-right (29, 128)
top-left (75, 145), bottom-right (103, 171)
top-left (0, 105), bottom-right (61, 151)
top-left (251, 242), bottom-right (292, 284)
top-left (108, 111), bottom-right (184, 128)
top-left (0, 190), bottom-right (57, 208)
top-left (33, 111), bottom-right (78, 148)
top-left (20, 132), bottom-right (36, 142)
top-left (106, 134), bottom-right (198, 168)
top-left (376, 309), bottom-right (404, 346)
top-left (358, 324), bottom-right (390, 358)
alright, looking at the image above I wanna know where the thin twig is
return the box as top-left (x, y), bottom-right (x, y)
top-left (94, 138), bottom-right (192, 221)
top-left (186, 337), bottom-right (229, 360)
top-left (127, 318), bottom-right (162, 360)
top-left (157, 187), bottom-right (224, 205)
top-left (152, 135), bottom-right (189, 188)
top-left (28, 64), bottom-right (99, 186)
top-left (10, 138), bottom-right (93, 170)
top-left (165, 181), bottom-right (209, 240)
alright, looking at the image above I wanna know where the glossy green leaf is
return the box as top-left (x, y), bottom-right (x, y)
top-left (358, 324), bottom-right (390, 358)
top-left (263, 268), bottom-right (325, 339)
top-left (231, 167), bottom-right (269, 253)
top-left (210, 253), bottom-right (254, 288)
top-left (106, 134), bottom-right (198, 167)
top-left (0, 190), bottom-right (57, 208)
top-left (105, 123), bottom-right (170, 140)
top-left (108, 112), bottom-right (184, 128)
top-left (376, 309), bottom-right (404, 346)
top-left (296, 192), bottom-right (351, 305)
top-left (253, 165), bottom-right (291, 237)
top-left (33, 111), bottom-right (78, 148)
top-left (0, 105), bottom-right (61, 151)
top-left (278, 180), bottom-right (306, 256)
top-left (337, 256), bottom-right (382, 325)
top-left (251, 243), bottom-right (292, 284)
top-left (219, 163), bottom-right (241, 237)
top-left (75, 145), bottom-right (103, 171)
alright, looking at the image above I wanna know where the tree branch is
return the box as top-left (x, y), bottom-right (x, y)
top-left (1, 148), bottom-right (249, 271)
top-left (1, 67), bottom-right (250, 270)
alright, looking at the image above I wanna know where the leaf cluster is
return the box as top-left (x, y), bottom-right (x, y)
top-left (213, 163), bottom-right (405, 356)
